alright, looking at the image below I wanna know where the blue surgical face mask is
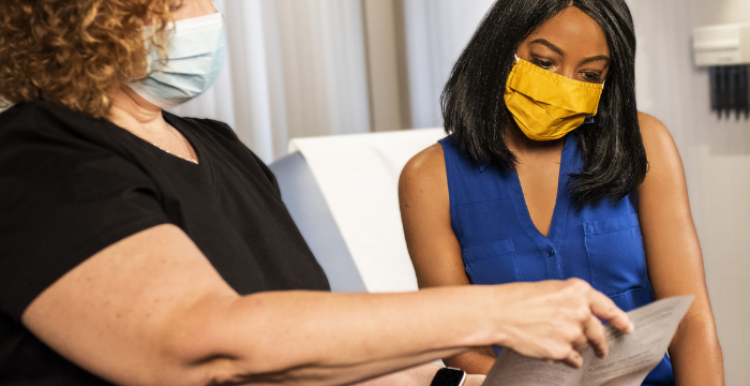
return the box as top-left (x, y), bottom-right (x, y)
top-left (128, 13), bottom-right (227, 109)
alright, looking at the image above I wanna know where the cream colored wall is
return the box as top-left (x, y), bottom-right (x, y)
top-left (717, 0), bottom-right (750, 24)
top-left (627, 1), bottom-right (750, 384)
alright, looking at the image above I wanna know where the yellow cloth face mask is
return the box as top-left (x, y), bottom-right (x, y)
top-left (504, 56), bottom-right (604, 141)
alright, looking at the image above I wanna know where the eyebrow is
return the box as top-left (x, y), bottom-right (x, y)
top-left (580, 55), bottom-right (611, 65)
top-left (530, 39), bottom-right (564, 56)
top-left (529, 38), bottom-right (611, 65)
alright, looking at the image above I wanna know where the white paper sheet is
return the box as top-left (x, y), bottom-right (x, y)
top-left (289, 128), bottom-right (446, 293)
top-left (483, 296), bottom-right (694, 386)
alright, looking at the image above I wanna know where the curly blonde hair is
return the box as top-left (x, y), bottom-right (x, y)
top-left (0, 0), bottom-right (173, 117)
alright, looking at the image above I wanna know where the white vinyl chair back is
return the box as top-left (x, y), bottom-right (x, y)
top-left (286, 128), bottom-right (446, 293)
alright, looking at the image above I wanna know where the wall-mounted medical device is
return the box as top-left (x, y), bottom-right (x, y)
top-left (694, 23), bottom-right (750, 119)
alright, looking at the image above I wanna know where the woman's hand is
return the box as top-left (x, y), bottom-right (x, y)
top-left (488, 278), bottom-right (633, 368)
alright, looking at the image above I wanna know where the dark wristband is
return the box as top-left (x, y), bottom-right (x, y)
top-left (430, 367), bottom-right (467, 386)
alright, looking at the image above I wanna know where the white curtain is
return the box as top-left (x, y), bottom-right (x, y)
top-left (170, 0), bottom-right (372, 163)
top-left (400, 0), bottom-right (496, 128)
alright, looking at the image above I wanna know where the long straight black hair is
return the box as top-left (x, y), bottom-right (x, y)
top-left (441, 0), bottom-right (646, 207)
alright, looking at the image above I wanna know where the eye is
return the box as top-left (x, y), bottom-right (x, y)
top-left (532, 58), bottom-right (554, 70)
top-left (581, 72), bottom-right (602, 82)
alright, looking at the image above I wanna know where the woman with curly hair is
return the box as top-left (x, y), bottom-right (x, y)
top-left (400, 0), bottom-right (724, 384)
top-left (0, 1), bottom-right (635, 385)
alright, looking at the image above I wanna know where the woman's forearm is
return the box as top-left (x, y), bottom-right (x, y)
top-left (175, 287), bottom-right (497, 385)
top-left (669, 314), bottom-right (724, 386)
top-left (22, 225), bottom-right (630, 386)
top-left (23, 226), bottom-right (483, 386)
top-left (23, 226), bottom-right (631, 386)
top-left (173, 280), bottom-right (632, 386)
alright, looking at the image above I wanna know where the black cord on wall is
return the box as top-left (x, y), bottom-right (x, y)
top-left (710, 65), bottom-right (750, 119)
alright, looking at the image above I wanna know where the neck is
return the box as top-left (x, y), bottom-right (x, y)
top-left (504, 123), bottom-right (564, 158)
top-left (106, 86), bottom-right (169, 135)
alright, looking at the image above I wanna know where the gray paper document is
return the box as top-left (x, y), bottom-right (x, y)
top-left (482, 295), bottom-right (694, 386)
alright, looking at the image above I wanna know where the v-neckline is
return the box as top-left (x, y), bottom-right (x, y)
top-left (162, 113), bottom-right (203, 166)
top-left (104, 112), bottom-right (204, 168)
top-left (508, 134), bottom-right (574, 245)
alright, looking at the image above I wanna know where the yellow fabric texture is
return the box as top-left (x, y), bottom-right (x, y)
top-left (504, 58), bottom-right (604, 141)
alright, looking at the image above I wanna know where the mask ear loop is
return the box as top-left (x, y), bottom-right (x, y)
top-left (588, 79), bottom-right (606, 124)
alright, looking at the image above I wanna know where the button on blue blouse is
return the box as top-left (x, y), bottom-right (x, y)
top-left (439, 133), bottom-right (674, 385)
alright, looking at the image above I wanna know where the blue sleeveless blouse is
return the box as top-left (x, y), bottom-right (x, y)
top-left (439, 133), bottom-right (674, 385)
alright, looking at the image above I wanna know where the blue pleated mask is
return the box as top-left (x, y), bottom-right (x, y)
top-left (128, 13), bottom-right (227, 109)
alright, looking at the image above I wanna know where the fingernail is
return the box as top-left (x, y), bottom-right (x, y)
top-left (628, 322), bottom-right (635, 333)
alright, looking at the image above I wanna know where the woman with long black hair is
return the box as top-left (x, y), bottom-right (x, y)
top-left (400, 0), bottom-right (724, 384)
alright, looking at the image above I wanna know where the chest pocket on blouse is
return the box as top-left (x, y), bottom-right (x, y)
top-left (461, 238), bottom-right (518, 285)
top-left (584, 213), bottom-right (649, 297)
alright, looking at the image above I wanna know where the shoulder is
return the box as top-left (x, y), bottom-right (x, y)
top-left (168, 114), bottom-right (269, 168)
top-left (637, 112), bottom-right (678, 157)
top-left (0, 102), bottom-right (155, 193)
top-left (636, 112), bottom-right (684, 188)
top-left (401, 143), bottom-right (446, 183)
top-left (404, 143), bottom-right (445, 171)
top-left (0, 101), bottom-right (115, 163)
top-left (167, 114), bottom-right (241, 143)
top-left (0, 100), bottom-right (68, 132)
top-left (168, 114), bottom-right (267, 168)
top-left (0, 101), bottom-right (117, 150)
top-left (168, 114), bottom-right (280, 193)
top-left (0, 100), bottom-right (49, 118)
top-left (399, 143), bottom-right (447, 197)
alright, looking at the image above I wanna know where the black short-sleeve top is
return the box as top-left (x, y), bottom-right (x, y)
top-left (0, 101), bottom-right (330, 385)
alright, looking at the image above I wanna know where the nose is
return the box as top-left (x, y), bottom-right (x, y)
top-left (559, 67), bottom-right (577, 80)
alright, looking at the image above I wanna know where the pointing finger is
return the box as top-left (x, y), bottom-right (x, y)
top-left (588, 289), bottom-right (633, 334)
